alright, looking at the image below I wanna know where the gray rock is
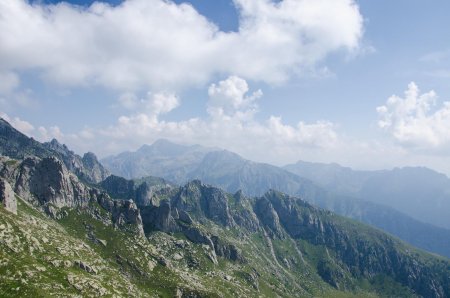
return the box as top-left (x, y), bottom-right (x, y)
top-left (178, 210), bottom-right (193, 224)
top-left (140, 200), bottom-right (179, 233)
top-left (74, 260), bottom-right (97, 274)
top-left (254, 197), bottom-right (284, 238)
top-left (0, 178), bottom-right (17, 214)
top-left (81, 152), bottom-right (110, 183)
top-left (211, 235), bottom-right (245, 263)
top-left (97, 239), bottom-right (107, 247)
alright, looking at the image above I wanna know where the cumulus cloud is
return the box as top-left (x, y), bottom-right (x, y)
top-left (117, 91), bottom-right (179, 119)
top-left (84, 76), bottom-right (339, 163)
top-left (207, 75), bottom-right (262, 118)
top-left (1, 76), bottom-right (336, 162)
top-left (377, 82), bottom-right (450, 150)
top-left (0, 0), bottom-right (363, 91)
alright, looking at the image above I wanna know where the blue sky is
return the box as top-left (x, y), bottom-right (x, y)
top-left (2, 0), bottom-right (450, 174)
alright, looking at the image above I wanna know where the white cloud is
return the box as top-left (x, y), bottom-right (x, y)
top-left (207, 75), bottom-right (262, 118)
top-left (377, 82), bottom-right (450, 150)
top-left (117, 91), bottom-right (179, 119)
top-left (0, 112), bottom-right (34, 135)
top-left (75, 76), bottom-right (339, 164)
top-left (0, 0), bottom-right (363, 91)
top-left (148, 92), bottom-right (180, 116)
top-left (37, 125), bottom-right (64, 142)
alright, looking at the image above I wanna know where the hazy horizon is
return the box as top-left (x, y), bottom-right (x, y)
top-left (2, 0), bottom-right (450, 175)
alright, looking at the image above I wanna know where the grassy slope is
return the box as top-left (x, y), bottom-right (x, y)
top-left (2, 195), bottom-right (446, 297)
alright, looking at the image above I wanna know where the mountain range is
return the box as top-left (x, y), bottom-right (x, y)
top-left (284, 160), bottom-right (450, 230)
top-left (102, 139), bottom-right (450, 259)
top-left (1, 118), bottom-right (450, 297)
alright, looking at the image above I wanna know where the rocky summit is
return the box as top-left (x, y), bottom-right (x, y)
top-left (1, 118), bottom-right (450, 298)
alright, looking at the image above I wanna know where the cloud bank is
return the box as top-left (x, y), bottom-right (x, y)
top-left (377, 82), bottom-right (450, 150)
top-left (0, 0), bottom-right (363, 90)
top-left (8, 76), bottom-right (337, 164)
top-left (101, 76), bottom-right (339, 159)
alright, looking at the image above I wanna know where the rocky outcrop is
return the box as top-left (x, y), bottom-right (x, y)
top-left (1, 156), bottom-right (92, 211)
top-left (0, 177), bottom-right (17, 214)
top-left (171, 180), bottom-right (234, 227)
top-left (0, 118), bottom-right (109, 184)
top-left (100, 175), bottom-right (173, 207)
top-left (44, 139), bottom-right (110, 184)
top-left (82, 152), bottom-right (110, 183)
top-left (178, 209), bottom-right (193, 224)
top-left (100, 175), bottom-right (135, 200)
top-left (141, 200), bottom-right (179, 233)
top-left (97, 196), bottom-right (145, 237)
top-left (0, 156), bottom-right (145, 237)
top-left (211, 235), bottom-right (244, 263)
top-left (181, 225), bottom-right (244, 264)
top-left (29, 157), bottom-right (90, 208)
top-left (254, 196), bottom-right (283, 238)
top-left (199, 185), bottom-right (234, 227)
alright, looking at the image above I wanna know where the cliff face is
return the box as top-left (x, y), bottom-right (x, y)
top-left (0, 177), bottom-right (16, 214)
top-left (260, 191), bottom-right (449, 297)
top-left (105, 176), bottom-right (450, 297)
top-left (43, 139), bottom-right (110, 184)
top-left (0, 156), bottom-right (144, 237)
top-left (0, 118), bottom-right (109, 184)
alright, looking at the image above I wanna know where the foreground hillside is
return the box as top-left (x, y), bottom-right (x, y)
top-left (1, 153), bottom-right (450, 297)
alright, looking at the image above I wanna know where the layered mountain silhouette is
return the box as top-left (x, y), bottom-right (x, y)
top-left (284, 160), bottom-right (450, 230)
top-left (103, 139), bottom-right (450, 258)
top-left (1, 118), bottom-right (450, 297)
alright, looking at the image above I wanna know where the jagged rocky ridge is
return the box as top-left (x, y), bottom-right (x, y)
top-left (2, 151), bottom-right (450, 297)
top-left (1, 120), bottom-right (450, 297)
top-left (0, 155), bottom-right (144, 237)
top-left (103, 179), bottom-right (450, 297)
top-left (102, 139), bottom-right (450, 259)
top-left (0, 118), bottom-right (109, 184)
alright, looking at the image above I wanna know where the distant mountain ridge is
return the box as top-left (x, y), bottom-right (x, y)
top-left (102, 139), bottom-right (214, 181)
top-left (284, 160), bottom-right (450, 230)
top-left (102, 139), bottom-right (450, 259)
top-left (3, 122), bottom-right (450, 296)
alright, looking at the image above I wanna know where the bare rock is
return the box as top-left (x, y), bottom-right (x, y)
top-left (0, 178), bottom-right (17, 214)
top-left (75, 260), bottom-right (97, 274)
top-left (178, 210), bottom-right (193, 225)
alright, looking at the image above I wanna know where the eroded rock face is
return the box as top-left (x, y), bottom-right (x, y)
top-left (97, 196), bottom-right (145, 237)
top-left (82, 152), bottom-right (110, 183)
top-left (171, 180), bottom-right (234, 227)
top-left (200, 186), bottom-right (234, 227)
top-left (254, 196), bottom-right (283, 238)
top-left (0, 156), bottom-right (145, 237)
top-left (30, 157), bottom-right (89, 208)
top-left (0, 177), bottom-right (17, 214)
top-left (262, 190), bottom-right (449, 297)
top-left (211, 235), bottom-right (244, 263)
top-left (44, 139), bottom-right (109, 184)
top-left (141, 200), bottom-right (179, 233)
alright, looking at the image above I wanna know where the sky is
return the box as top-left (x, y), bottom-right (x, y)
top-left (1, 0), bottom-right (450, 175)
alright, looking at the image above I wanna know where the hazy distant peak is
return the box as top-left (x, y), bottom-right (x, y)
top-left (203, 149), bottom-right (244, 161)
